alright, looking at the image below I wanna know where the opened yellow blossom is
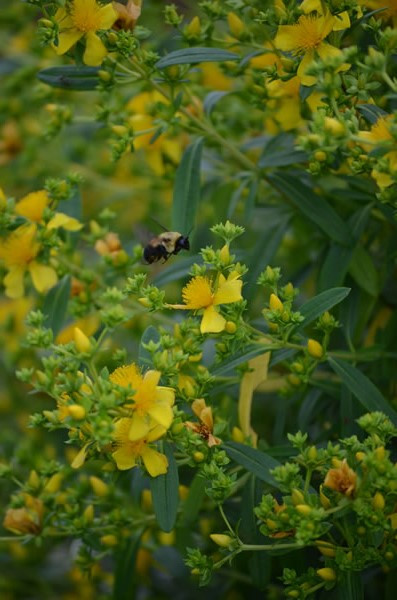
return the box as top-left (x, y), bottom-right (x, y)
top-left (274, 12), bottom-right (349, 86)
top-left (15, 189), bottom-right (82, 231)
top-left (358, 116), bottom-right (397, 188)
top-left (54, 0), bottom-right (118, 66)
top-left (127, 91), bottom-right (186, 175)
top-left (112, 417), bottom-right (168, 475)
top-left (110, 363), bottom-right (175, 440)
top-left (171, 271), bottom-right (243, 334)
top-left (0, 224), bottom-right (57, 298)
top-left (185, 398), bottom-right (221, 447)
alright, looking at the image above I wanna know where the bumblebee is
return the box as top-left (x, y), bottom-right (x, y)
top-left (143, 231), bottom-right (190, 264)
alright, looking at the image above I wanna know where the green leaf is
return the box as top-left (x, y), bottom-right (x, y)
top-left (224, 442), bottom-right (281, 487)
top-left (212, 344), bottom-right (274, 376)
top-left (203, 91), bottom-right (230, 116)
top-left (269, 173), bottom-right (351, 246)
top-left (172, 137), bottom-right (203, 234)
top-left (297, 287), bottom-right (351, 328)
top-left (42, 275), bottom-right (71, 337)
top-left (150, 443), bottom-right (179, 532)
top-left (180, 474), bottom-right (206, 525)
top-left (156, 47), bottom-right (240, 69)
top-left (349, 245), bottom-right (379, 296)
top-left (328, 357), bottom-right (397, 425)
top-left (113, 529), bottom-right (143, 600)
top-left (37, 66), bottom-right (100, 90)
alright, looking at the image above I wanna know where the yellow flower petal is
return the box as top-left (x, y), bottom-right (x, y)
top-left (182, 276), bottom-right (213, 309)
top-left (128, 414), bottom-right (151, 441)
top-left (317, 42), bottom-right (343, 61)
top-left (71, 444), bottom-right (89, 469)
top-left (47, 212), bottom-right (83, 231)
top-left (55, 30), bottom-right (83, 55)
top-left (213, 277), bottom-right (242, 306)
top-left (83, 31), bottom-right (107, 66)
top-left (4, 266), bottom-right (25, 299)
top-left (300, 0), bottom-right (322, 12)
top-left (332, 11), bottom-right (350, 31)
top-left (274, 25), bottom-right (300, 52)
top-left (112, 447), bottom-right (137, 470)
top-left (156, 387), bottom-right (175, 406)
top-left (191, 398), bottom-right (206, 419)
top-left (28, 262), bottom-right (57, 294)
top-left (15, 190), bottom-right (49, 222)
top-left (200, 407), bottom-right (214, 430)
top-left (140, 446), bottom-right (168, 477)
top-left (97, 3), bottom-right (118, 28)
top-left (146, 425), bottom-right (167, 442)
top-left (297, 50), bottom-right (316, 86)
top-left (147, 402), bottom-right (174, 430)
top-left (200, 305), bottom-right (226, 334)
top-left (143, 370), bottom-right (161, 388)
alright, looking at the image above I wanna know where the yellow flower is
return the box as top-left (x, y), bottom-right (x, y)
top-left (56, 315), bottom-right (100, 345)
top-left (127, 91), bottom-right (186, 175)
top-left (0, 297), bottom-right (32, 351)
top-left (274, 12), bottom-right (349, 86)
top-left (0, 224), bottom-right (57, 298)
top-left (54, 0), bottom-right (118, 67)
top-left (110, 363), bottom-right (175, 440)
top-left (265, 76), bottom-right (304, 132)
top-left (3, 495), bottom-right (44, 535)
top-left (15, 189), bottom-right (82, 231)
top-left (185, 398), bottom-right (221, 447)
top-left (113, 0), bottom-right (141, 30)
top-left (171, 271), bottom-right (243, 334)
top-left (112, 417), bottom-right (168, 476)
top-left (358, 116), bottom-right (397, 188)
top-left (324, 459), bottom-right (357, 497)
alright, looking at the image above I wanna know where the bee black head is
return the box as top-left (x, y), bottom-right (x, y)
top-left (176, 235), bottom-right (190, 251)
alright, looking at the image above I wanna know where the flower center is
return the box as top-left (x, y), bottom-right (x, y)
top-left (72, 3), bottom-right (102, 32)
top-left (294, 16), bottom-right (325, 53)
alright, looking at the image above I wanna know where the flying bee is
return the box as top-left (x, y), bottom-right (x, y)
top-left (143, 230), bottom-right (190, 264)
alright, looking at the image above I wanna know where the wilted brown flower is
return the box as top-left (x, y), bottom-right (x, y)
top-left (324, 459), bottom-right (357, 497)
top-left (94, 232), bottom-right (122, 257)
top-left (185, 398), bottom-right (221, 447)
top-left (3, 495), bottom-right (44, 535)
top-left (113, 0), bottom-right (141, 30)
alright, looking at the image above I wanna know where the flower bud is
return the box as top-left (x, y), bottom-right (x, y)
top-left (138, 297), bottom-right (151, 308)
top-left (227, 12), bottom-right (245, 37)
top-left (269, 293), bottom-right (283, 311)
top-left (219, 244), bottom-right (230, 265)
top-left (324, 117), bottom-right (345, 136)
top-left (100, 534), bottom-right (118, 547)
top-left (141, 489), bottom-right (153, 511)
top-left (314, 150), bottom-right (327, 162)
top-left (111, 125), bottom-right (129, 136)
top-left (291, 489), bottom-right (305, 505)
top-left (186, 16), bottom-right (201, 36)
top-left (307, 339), bottom-right (323, 359)
top-left (372, 491), bottom-right (385, 511)
top-left (159, 531), bottom-right (175, 545)
top-left (317, 567), bottom-right (336, 581)
top-left (210, 533), bottom-right (234, 547)
top-left (193, 451), bottom-right (205, 463)
top-left (89, 476), bottom-right (109, 497)
top-left (355, 451), bottom-right (365, 462)
top-left (319, 485), bottom-right (331, 509)
top-left (67, 404), bottom-right (86, 420)
top-left (28, 470), bottom-right (40, 490)
top-left (296, 504), bottom-right (312, 516)
top-left (232, 426), bottom-right (245, 443)
top-left (73, 327), bottom-right (92, 353)
top-left (225, 321), bottom-right (237, 334)
top-left (44, 473), bottom-right (63, 494)
top-left (375, 446), bottom-right (386, 460)
top-left (308, 445), bottom-right (318, 460)
top-left (315, 540), bottom-right (336, 557)
top-left (83, 504), bottom-right (94, 523)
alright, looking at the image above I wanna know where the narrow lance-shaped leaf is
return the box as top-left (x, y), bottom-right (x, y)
top-left (172, 137), bottom-right (203, 234)
top-left (156, 47), bottom-right (240, 69)
top-left (37, 66), bottom-right (101, 90)
top-left (328, 357), bottom-right (397, 425)
top-left (42, 275), bottom-right (71, 337)
top-left (297, 287), bottom-right (351, 329)
top-left (150, 442), bottom-right (179, 532)
top-left (224, 442), bottom-right (282, 488)
top-left (269, 173), bottom-right (351, 246)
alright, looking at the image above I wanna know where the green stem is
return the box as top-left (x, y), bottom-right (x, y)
top-left (219, 504), bottom-right (235, 537)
